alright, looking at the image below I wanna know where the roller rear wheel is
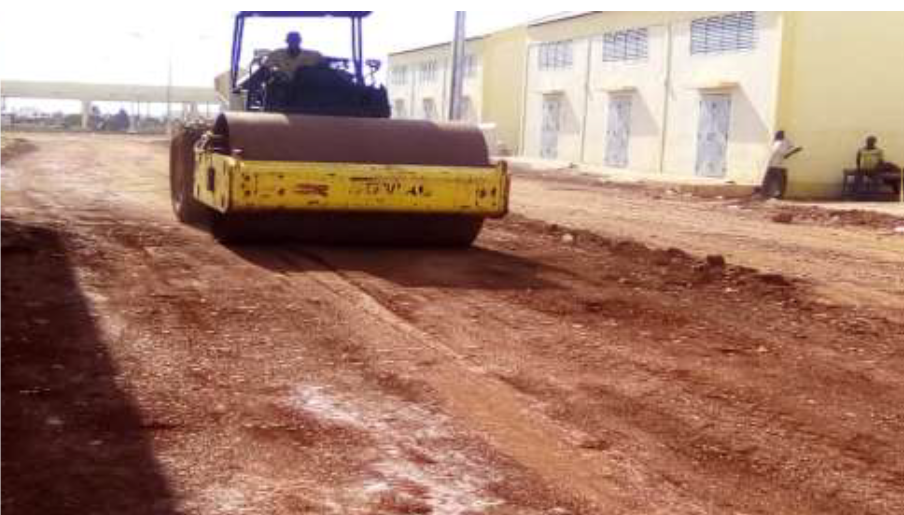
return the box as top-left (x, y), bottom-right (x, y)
top-left (209, 213), bottom-right (485, 248)
top-left (170, 125), bottom-right (211, 225)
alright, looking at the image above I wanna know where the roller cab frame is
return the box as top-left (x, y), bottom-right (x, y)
top-left (172, 11), bottom-right (509, 245)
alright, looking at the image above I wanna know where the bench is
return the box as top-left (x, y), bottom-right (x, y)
top-left (842, 168), bottom-right (903, 199)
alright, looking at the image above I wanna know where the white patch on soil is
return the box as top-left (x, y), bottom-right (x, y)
top-left (290, 384), bottom-right (502, 514)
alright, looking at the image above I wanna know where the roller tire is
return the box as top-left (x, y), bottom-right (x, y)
top-left (170, 125), bottom-right (211, 225)
top-left (208, 213), bottom-right (486, 248)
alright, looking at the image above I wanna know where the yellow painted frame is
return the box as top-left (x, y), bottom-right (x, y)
top-left (193, 151), bottom-right (510, 217)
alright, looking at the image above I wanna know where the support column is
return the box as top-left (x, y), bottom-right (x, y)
top-left (81, 100), bottom-right (92, 130)
top-left (131, 100), bottom-right (140, 133)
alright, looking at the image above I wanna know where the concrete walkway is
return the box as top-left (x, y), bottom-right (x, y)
top-left (795, 201), bottom-right (904, 218)
top-left (504, 156), bottom-right (758, 198)
top-left (505, 157), bottom-right (904, 216)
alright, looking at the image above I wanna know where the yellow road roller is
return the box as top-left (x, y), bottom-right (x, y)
top-left (170, 11), bottom-right (509, 246)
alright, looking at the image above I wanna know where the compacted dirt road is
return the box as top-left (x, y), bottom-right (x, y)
top-left (3, 133), bottom-right (903, 515)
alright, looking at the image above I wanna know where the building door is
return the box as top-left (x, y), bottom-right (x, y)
top-left (422, 98), bottom-right (437, 121)
top-left (460, 96), bottom-right (475, 124)
top-left (541, 94), bottom-right (562, 159)
top-left (605, 95), bottom-right (632, 168)
top-left (393, 99), bottom-right (407, 119)
top-left (696, 93), bottom-right (732, 178)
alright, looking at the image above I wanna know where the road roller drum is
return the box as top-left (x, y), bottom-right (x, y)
top-left (170, 113), bottom-right (509, 246)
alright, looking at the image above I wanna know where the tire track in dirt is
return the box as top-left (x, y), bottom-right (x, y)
top-left (248, 245), bottom-right (697, 514)
top-left (293, 219), bottom-right (904, 515)
top-left (69, 222), bottom-right (583, 515)
top-left (2, 136), bottom-right (582, 514)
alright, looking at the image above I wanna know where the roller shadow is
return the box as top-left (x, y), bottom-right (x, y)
top-left (227, 244), bottom-right (564, 291)
top-left (1, 220), bottom-right (176, 515)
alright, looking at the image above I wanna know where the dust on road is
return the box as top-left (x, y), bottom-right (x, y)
top-left (3, 133), bottom-right (903, 515)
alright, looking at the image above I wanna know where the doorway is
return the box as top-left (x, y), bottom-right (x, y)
top-left (605, 95), bottom-right (632, 168)
top-left (695, 93), bottom-right (731, 178)
top-left (540, 94), bottom-right (562, 159)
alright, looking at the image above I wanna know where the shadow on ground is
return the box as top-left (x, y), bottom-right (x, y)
top-left (228, 243), bottom-right (564, 291)
top-left (1, 219), bottom-right (176, 515)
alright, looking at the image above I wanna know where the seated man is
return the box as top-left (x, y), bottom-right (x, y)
top-left (264, 31), bottom-right (323, 79)
top-left (854, 136), bottom-right (900, 196)
top-left (857, 136), bottom-right (884, 173)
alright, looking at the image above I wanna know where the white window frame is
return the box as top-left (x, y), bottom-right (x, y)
top-left (538, 40), bottom-right (574, 70)
top-left (690, 12), bottom-right (757, 55)
top-left (419, 60), bottom-right (439, 83)
top-left (602, 28), bottom-right (649, 62)
top-left (390, 65), bottom-right (408, 86)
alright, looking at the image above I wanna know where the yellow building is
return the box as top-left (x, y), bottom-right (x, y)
top-left (777, 12), bottom-right (904, 197)
top-left (389, 12), bottom-right (904, 198)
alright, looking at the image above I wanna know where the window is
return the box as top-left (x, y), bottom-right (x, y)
top-left (393, 99), bottom-right (407, 119)
top-left (390, 66), bottom-right (408, 86)
top-left (419, 61), bottom-right (439, 83)
top-left (422, 98), bottom-right (438, 121)
top-left (538, 40), bottom-right (573, 70)
top-left (602, 28), bottom-right (649, 62)
top-left (691, 12), bottom-right (757, 55)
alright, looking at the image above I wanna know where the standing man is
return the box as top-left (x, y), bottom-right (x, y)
top-left (761, 131), bottom-right (803, 199)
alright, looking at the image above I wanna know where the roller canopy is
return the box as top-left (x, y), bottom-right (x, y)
top-left (236, 11), bottom-right (372, 19)
top-left (211, 113), bottom-right (490, 167)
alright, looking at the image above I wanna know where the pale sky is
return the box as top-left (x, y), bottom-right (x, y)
top-left (0, 6), bottom-right (558, 88)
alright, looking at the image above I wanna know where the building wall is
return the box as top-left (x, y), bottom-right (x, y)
top-left (522, 39), bottom-right (591, 161)
top-left (387, 45), bottom-right (449, 121)
top-left (663, 11), bottom-right (784, 184)
top-left (522, 11), bottom-right (784, 186)
top-left (387, 39), bottom-right (485, 123)
top-left (778, 11), bottom-right (904, 198)
top-left (584, 23), bottom-right (669, 172)
top-left (523, 12), bottom-right (683, 162)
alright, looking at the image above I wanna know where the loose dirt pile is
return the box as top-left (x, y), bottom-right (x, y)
top-left (1, 136), bottom-right (36, 163)
top-left (766, 204), bottom-right (904, 229)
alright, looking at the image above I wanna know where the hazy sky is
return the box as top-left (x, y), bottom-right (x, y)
top-left (0, 7), bottom-right (558, 88)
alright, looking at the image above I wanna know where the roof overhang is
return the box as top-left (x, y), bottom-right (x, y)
top-left (532, 88), bottom-right (567, 95)
top-left (388, 35), bottom-right (488, 57)
top-left (687, 80), bottom-right (740, 91)
top-left (597, 84), bottom-right (638, 94)
top-left (528, 11), bottom-right (598, 28)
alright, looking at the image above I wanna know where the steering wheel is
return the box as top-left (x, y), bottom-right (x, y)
top-left (366, 59), bottom-right (381, 73)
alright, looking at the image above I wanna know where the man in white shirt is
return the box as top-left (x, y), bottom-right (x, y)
top-left (760, 131), bottom-right (803, 199)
